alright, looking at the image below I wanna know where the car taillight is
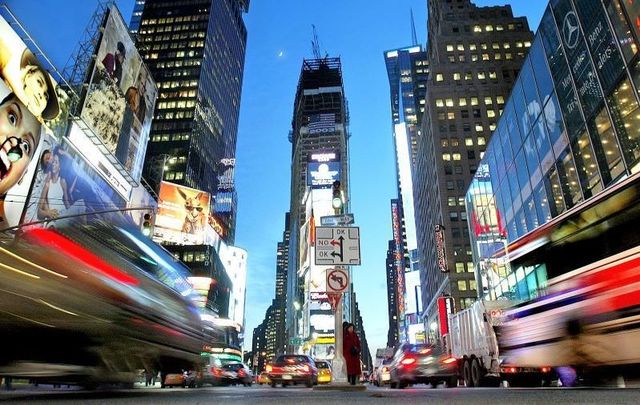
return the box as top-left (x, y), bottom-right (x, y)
top-left (541, 367), bottom-right (551, 373)
top-left (401, 357), bottom-right (416, 365)
top-left (266, 365), bottom-right (272, 373)
top-left (441, 357), bottom-right (457, 364)
top-left (238, 369), bottom-right (246, 377)
top-left (303, 364), bottom-right (310, 372)
top-left (212, 367), bottom-right (222, 376)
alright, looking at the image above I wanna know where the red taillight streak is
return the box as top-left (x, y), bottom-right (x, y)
top-left (24, 229), bottom-right (139, 286)
top-left (401, 357), bottom-right (416, 365)
top-left (441, 357), bottom-right (457, 364)
top-left (541, 367), bottom-right (551, 373)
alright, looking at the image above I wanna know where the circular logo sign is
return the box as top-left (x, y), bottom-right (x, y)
top-left (562, 11), bottom-right (580, 50)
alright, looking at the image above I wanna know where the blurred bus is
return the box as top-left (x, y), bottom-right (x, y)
top-left (491, 173), bottom-right (640, 376)
top-left (0, 220), bottom-right (205, 387)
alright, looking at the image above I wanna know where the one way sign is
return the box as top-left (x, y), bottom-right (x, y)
top-left (315, 227), bottom-right (361, 266)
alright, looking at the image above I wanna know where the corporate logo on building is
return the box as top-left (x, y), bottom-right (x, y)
top-left (562, 11), bottom-right (580, 50)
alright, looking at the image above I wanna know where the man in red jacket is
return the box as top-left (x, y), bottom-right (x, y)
top-left (343, 323), bottom-right (361, 385)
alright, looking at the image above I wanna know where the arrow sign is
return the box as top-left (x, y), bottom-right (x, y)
top-left (315, 227), bottom-right (360, 266)
top-left (326, 268), bottom-right (349, 293)
top-left (320, 214), bottom-right (355, 226)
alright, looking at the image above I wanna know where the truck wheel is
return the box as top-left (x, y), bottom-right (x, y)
top-left (471, 359), bottom-right (483, 387)
top-left (463, 360), bottom-right (474, 387)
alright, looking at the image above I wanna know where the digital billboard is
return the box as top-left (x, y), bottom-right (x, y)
top-left (78, 5), bottom-right (157, 183)
top-left (155, 181), bottom-right (210, 245)
top-left (307, 162), bottom-right (341, 188)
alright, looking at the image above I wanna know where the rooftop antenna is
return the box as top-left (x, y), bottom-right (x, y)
top-left (311, 24), bottom-right (325, 59)
top-left (410, 8), bottom-right (418, 47)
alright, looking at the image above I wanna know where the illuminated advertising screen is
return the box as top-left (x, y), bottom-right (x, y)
top-left (155, 181), bottom-right (210, 245)
top-left (21, 126), bottom-right (127, 230)
top-left (214, 191), bottom-right (234, 213)
top-left (78, 5), bottom-right (157, 182)
top-left (217, 158), bottom-right (235, 191)
top-left (307, 162), bottom-right (341, 188)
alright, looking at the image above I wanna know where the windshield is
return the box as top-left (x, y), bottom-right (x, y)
top-left (222, 363), bottom-right (244, 371)
top-left (315, 361), bottom-right (329, 369)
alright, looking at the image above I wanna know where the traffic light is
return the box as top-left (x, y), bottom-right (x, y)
top-left (332, 180), bottom-right (343, 213)
top-left (142, 212), bottom-right (153, 237)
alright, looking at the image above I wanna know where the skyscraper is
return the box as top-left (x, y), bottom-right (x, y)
top-left (131, 0), bottom-right (248, 315)
top-left (413, 0), bottom-right (533, 341)
top-left (385, 240), bottom-right (399, 348)
top-left (254, 213), bottom-right (291, 362)
top-left (384, 45), bottom-right (429, 344)
top-left (285, 57), bottom-right (352, 355)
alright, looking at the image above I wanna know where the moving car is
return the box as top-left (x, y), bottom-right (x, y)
top-left (315, 360), bottom-right (332, 384)
top-left (388, 344), bottom-right (458, 389)
top-left (266, 355), bottom-right (317, 388)
top-left (161, 371), bottom-right (197, 388)
top-left (220, 362), bottom-right (253, 386)
top-left (374, 359), bottom-right (392, 386)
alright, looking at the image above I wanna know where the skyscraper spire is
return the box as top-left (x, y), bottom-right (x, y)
top-left (410, 8), bottom-right (418, 47)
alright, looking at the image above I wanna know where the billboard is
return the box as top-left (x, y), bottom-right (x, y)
top-left (78, 5), bottom-right (157, 182)
top-left (307, 162), bottom-right (341, 188)
top-left (21, 124), bottom-right (128, 230)
top-left (217, 158), bottom-right (235, 191)
top-left (0, 16), bottom-right (75, 229)
top-left (154, 181), bottom-right (210, 245)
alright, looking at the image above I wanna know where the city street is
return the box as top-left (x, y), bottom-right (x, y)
top-left (2, 384), bottom-right (640, 404)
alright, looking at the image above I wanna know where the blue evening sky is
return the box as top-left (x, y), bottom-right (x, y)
top-left (7, 0), bottom-right (546, 352)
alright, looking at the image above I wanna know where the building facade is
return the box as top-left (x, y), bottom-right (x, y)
top-left (131, 0), bottom-right (248, 315)
top-left (385, 239), bottom-right (400, 348)
top-left (285, 57), bottom-right (353, 355)
top-left (384, 46), bottom-right (429, 344)
top-left (413, 0), bottom-right (534, 340)
top-left (466, 0), bottom-right (640, 300)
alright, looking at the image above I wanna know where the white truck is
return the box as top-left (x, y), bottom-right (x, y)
top-left (448, 300), bottom-right (552, 387)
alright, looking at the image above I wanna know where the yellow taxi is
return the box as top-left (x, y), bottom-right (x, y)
top-left (257, 371), bottom-right (271, 385)
top-left (315, 360), bottom-right (332, 384)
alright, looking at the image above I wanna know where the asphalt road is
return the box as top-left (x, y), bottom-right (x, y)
top-left (2, 384), bottom-right (640, 404)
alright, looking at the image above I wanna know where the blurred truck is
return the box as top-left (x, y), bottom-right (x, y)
top-left (447, 300), bottom-right (552, 387)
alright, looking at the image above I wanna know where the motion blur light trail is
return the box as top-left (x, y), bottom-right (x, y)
top-left (23, 228), bottom-right (139, 286)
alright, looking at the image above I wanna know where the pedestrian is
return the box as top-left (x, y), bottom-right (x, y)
top-left (343, 323), bottom-right (361, 385)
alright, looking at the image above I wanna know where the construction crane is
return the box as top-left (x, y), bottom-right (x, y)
top-left (311, 24), bottom-right (327, 60)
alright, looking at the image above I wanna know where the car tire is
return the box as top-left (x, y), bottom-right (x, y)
top-left (463, 360), bottom-right (473, 387)
top-left (446, 376), bottom-right (458, 388)
top-left (471, 358), bottom-right (483, 387)
top-left (270, 381), bottom-right (276, 388)
top-left (398, 380), bottom-right (407, 389)
top-left (390, 380), bottom-right (397, 389)
top-left (306, 379), bottom-right (313, 388)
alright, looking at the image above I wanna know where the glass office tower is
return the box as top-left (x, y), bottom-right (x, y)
top-left (466, 0), bottom-right (640, 300)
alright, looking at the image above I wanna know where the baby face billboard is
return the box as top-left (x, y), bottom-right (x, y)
top-left (79, 6), bottom-right (157, 182)
top-left (155, 181), bottom-right (211, 245)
